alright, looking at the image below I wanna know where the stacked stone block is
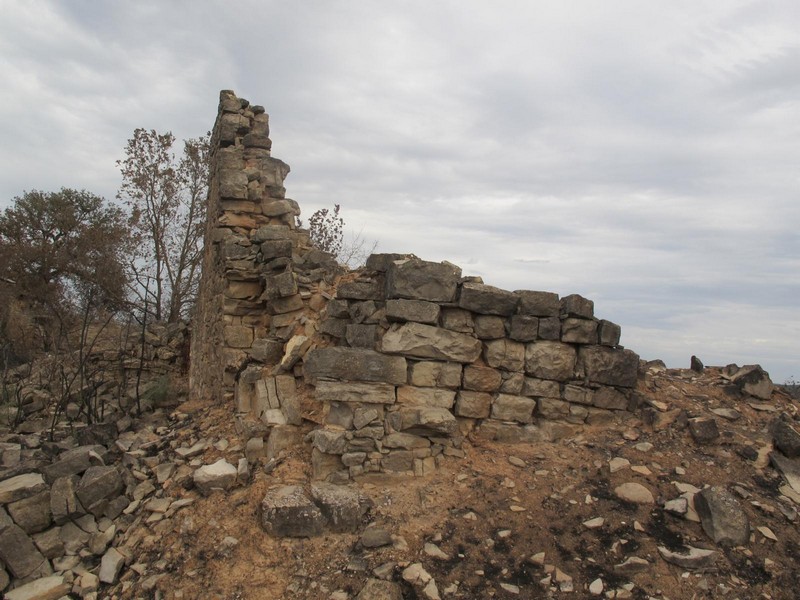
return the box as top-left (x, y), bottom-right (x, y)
top-left (190, 90), bottom-right (640, 482)
top-left (190, 90), bottom-right (340, 424)
top-left (304, 255), bottom-right (639, 482)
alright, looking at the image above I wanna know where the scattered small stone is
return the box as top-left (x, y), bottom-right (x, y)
top-left (757, 526), bottom-right (777, 541)
top-left (499, 582), bottom-right (520, 594)
top-left (614, 482), bottom-right (655, 504)
top-left (613, 556), bottom-right (650, 575)
top-left (362, 526), bottom-right (393, 548)
top-left (711, 408), bottom-right (741, 421)
top-left (529, 552), bottom-right (546, 566)
top-left (658, 545), bottom-right (717, 569)
top-left (583, 517), bottom-right (604, 529)
top-left (609, 457), bottom-right (630, 473)
top-left (508, 456), bottom-right (526, 468)
top-left (588, 578), bottom-right (604, 595)
top-left (424, 542), bottom-right (449, 560)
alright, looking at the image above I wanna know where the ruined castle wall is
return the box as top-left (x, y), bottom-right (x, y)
top-left (190, 90), bottom-right (639, 483)
top-left (190, 90), bottom-right (340, 417)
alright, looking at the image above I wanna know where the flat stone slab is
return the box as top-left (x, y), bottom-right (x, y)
top-left (305, 347), bottom-right (407, 385)
top-left (385, 258), bottom-right (461, 302)
top-left (261, 485), bottom-right (324, 537)
top-left (315, 381), bottom-right (396, 405)
top-left (0, 473), bottom-right (47, 504)
top-left (4, 575), bottom-right (71, 600)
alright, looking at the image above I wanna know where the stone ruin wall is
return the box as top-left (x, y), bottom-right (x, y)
top-left (190, 90), bottom-right (641, 483)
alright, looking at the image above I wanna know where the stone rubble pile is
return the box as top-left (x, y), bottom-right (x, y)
top-left (0, 406), bottom-right (249, 597)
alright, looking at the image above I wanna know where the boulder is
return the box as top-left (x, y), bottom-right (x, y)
top-left (305, 347), bottom-right (407, 385)
top-left (310, 483), bottom-right (372, 533)
top-left (730, 364), bottom-right (773, 400)
top-left (577, 346), bottom-right (639, 387)
top-left (75, 467), bottom-right (123, 516)
top-left (458, 282), bottom-right (518, 316)
top-left (7, 490), bottom-right (51, 534)
top-left (0, 523), bottom-right (46, 578)
top-left (525, 341), bottom-right (577, 381)
top-left (694, 486), bottom-right (750, 547)
top-left (261, 485), bottom-right (325, 537)
top-left (689, 417), bottom-right (720, 444)
top-left (381, 323), bottom-right (482, 363)
top-left (772, 417), bottom-right (800, 458)
top-left (385, 258), bottom-right (461, 302)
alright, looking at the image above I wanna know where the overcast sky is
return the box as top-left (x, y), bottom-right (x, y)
top-left (1, 1), bottom-right (798, 382)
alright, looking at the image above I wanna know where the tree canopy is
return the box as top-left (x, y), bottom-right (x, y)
top-left (0, 188), bottom-right (130, 309)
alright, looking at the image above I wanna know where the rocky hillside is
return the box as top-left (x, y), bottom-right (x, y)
top-left (1, 361), bottom-right (799, 600)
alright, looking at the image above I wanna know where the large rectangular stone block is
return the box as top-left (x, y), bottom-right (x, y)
top-left (315, 381), bottom-right (396, 404)
top-left (483, 339), bottom-right (525, 372)
top-left (516, 290), bottom-right (559, 317)
top-left (455, 391), bottom-right (492, 418)
top-left (491, 394), bottom-right (536, 423)
top-left (381, 323), bottom-right (482, 363)
top-left (578, 346), bottom-right (639, 388)
top-left (397, 386), bottom-right (456, 409)
top-left (561, 318), bottom-right (598, 344)
top-left (408, 361), bottom-right (462, 388)
top-left (524, 341), bottom-right (577, 381)
top-left (304, 348), bottom-right (407, 385)
top-left (385, 258), bottom-right (461, 302)
top-left (385, 299), bottom-right (440, 324)
top-left (458, 282), bottom-right (518, 316)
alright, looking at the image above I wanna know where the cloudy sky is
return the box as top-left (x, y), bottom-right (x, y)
top-left (1, 1), bottom-right (798, 382)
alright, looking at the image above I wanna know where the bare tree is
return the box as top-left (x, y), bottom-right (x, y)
top-left (117, 129), bottom-right (209, 322)
top-left (302, 204), bottom-right (378, 268)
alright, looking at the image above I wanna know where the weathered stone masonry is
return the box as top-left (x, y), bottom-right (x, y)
top-left (190, 90), bottom-right (640, 482)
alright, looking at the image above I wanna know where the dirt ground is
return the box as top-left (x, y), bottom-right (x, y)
top-left (113, 367), bottom-right (800, 600)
